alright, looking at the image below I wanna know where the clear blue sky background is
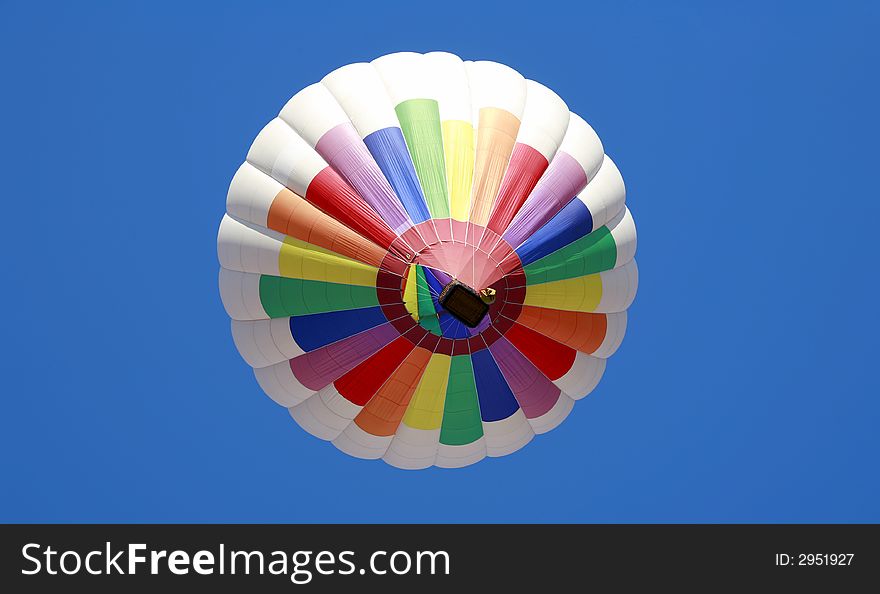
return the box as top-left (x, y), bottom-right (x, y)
top-left (2, 1), bottom-right (878, 522)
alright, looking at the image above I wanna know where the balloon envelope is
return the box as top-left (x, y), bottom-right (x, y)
top-left (218, 52), bottom-right (638, 469)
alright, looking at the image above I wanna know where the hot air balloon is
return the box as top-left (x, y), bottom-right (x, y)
top-left (218, 52), bottom-right (637, 469)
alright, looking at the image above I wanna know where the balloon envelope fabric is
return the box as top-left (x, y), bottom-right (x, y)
top-left (217, 52), bottom-right (638, 469)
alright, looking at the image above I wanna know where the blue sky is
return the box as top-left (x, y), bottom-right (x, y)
top-left (2, 1), bottom-right (878, 522)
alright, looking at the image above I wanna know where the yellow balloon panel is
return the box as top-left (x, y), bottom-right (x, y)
top-left (402, 353), bottom-right (452, 431)
top-left (442, 120), bottom-right (475, 222)
top-left (278, 237), bottom-right (379, 287)
top-left (523, 274), bottom-right (603, 312)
